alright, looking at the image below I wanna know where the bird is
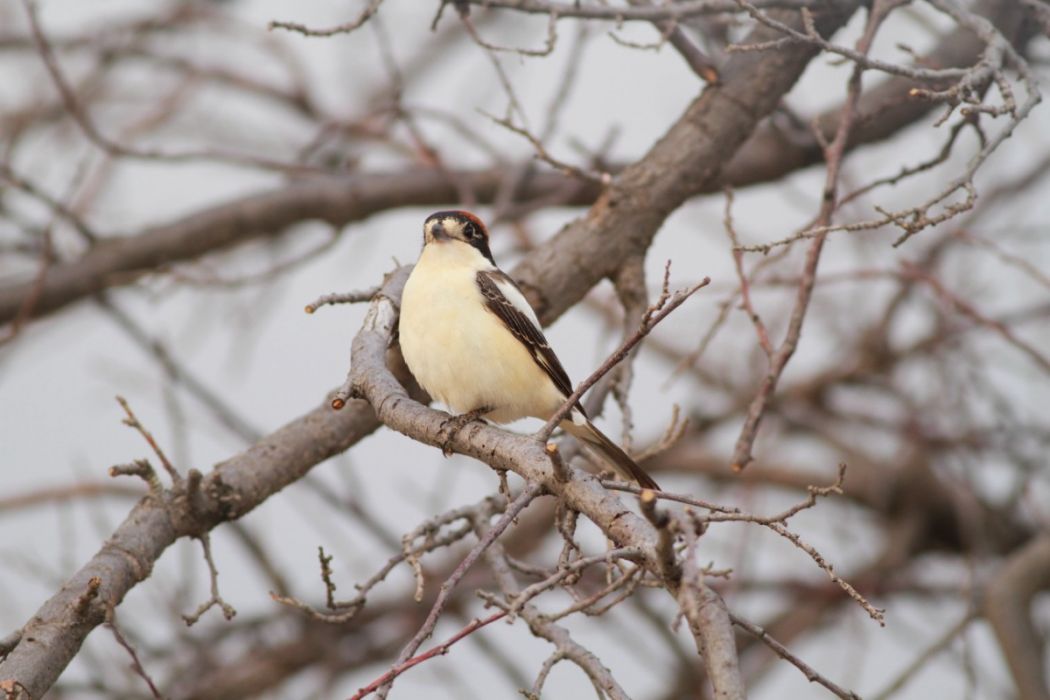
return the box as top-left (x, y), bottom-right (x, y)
top-left (398, 210), bottom-right (660, 491)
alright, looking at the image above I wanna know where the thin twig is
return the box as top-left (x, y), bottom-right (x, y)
top-left (109, 459), bottom-right (163, 496)
top-left (269, 0), bottom-right (384, 37)
top-left (901, 261), bottom-right (1050, 374)
top-left (871, 611), bottom-right (976, 700)
top-left (373, 484), bottom-right (544, 698)
top-left (537, 268), bottom-right (710, 443)
top-left (305, 287), bottom-right (380, 313)
top-left (723, 188), bottom-right (773, 357)
top-left (732, 612), bottom-right (863, 700)
top-left (481, 110), bottom-right (608, 184)
top-left (22, 0), bottom-right (324, 173)
top-left (730, 0), bottom-right (891, 471)
top-left (116, 396), bottom-right (180, 484)
top-left (349, 611), bottom-right (508, 700)
top-left (182, 533), bottom-right (236, 625)
top-left (106, 608), bottom-right (164, 700)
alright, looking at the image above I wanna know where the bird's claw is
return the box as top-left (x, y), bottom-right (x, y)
top-left (437, 407), bottom-right (490, 456)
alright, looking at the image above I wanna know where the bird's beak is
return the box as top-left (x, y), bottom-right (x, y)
top-left (430, 222), bottom-right (449, 241)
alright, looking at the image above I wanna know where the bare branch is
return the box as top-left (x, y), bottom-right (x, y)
top-left (730, 0), bottom-right (889, 471)
top-left (460, 0), bottom-right (819, 22)
top-left (349, 611), bottom-right (508, 700)
top-left (731, 612), bottom-right (862, 700)
top-left (105, 609), bottom-right (163, 700)
top-left (116, 396), bottom-right (180, 485)
top-left (20, 0), bottom-right (318, 173)
top-left (536, 271), bottom-right (711, 443)
top-left (269, 0), bottom-right (384, 37)
top-left (181, 533), bottom-right (237, 626)
top-left (373, 483), bottom-right (544, 697)
top-left (679, 524), bottom-right (746, 699)
top-left (305, 287), bottom-right (380, 314)
top-left (985, 534), bottom-right (1050, 700)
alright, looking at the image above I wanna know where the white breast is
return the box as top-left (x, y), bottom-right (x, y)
top-left (399, 241), bottom-right (566, 424)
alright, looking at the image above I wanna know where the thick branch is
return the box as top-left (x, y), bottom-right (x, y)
top-left (511, 0), bottom-right (860, 323)
top-left (682, 583), bottom-right (745, 700)
top-left (0, 168), bottom-right (589, 325)
top-left (0, 397), bottom-right (381, 696)
top-left (985, 534), bottom-right (1050, 700)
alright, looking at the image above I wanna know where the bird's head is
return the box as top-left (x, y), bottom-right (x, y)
top-left (423, 210), bottom-right (495, 264)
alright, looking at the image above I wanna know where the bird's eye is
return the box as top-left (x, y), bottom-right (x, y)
top-left (464, 223), bottom-right (477, 239)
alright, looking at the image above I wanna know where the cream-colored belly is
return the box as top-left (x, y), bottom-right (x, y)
top-left (400, 252), bottom-right (565, 424)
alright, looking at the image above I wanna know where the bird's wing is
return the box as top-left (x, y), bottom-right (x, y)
top-left (476, 270), bottom-right (579, 406)
top-left (477, 271), bottom-right (659, 490)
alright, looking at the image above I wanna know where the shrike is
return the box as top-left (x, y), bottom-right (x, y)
top-left (399, 210), bottom-right (660, 490)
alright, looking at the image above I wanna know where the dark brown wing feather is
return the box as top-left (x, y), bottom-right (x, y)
top-left (476, 270), bottom-right (579, 407)
top-left (578, 423), bottom-right (662, 491)
top-left (478, 270), bottom-right (660, 490)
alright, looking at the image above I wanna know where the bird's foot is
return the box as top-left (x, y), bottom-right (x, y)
top-left (438, 406), bottom-right (491, 456)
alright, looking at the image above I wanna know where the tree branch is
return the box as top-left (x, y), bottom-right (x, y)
top-left (985, 534), bottom-right (1050, 700)
top-left (0, 394), bottom-right (381, 696)
top-left (2, 0), bottom-right (1030, 329)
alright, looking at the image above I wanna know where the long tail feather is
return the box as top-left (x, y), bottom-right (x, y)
top-left (561, 416), bottom-right (661, 491)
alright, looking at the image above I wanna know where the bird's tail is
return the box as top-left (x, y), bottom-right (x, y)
top-left (561, 413), bottom-right (661, 491)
